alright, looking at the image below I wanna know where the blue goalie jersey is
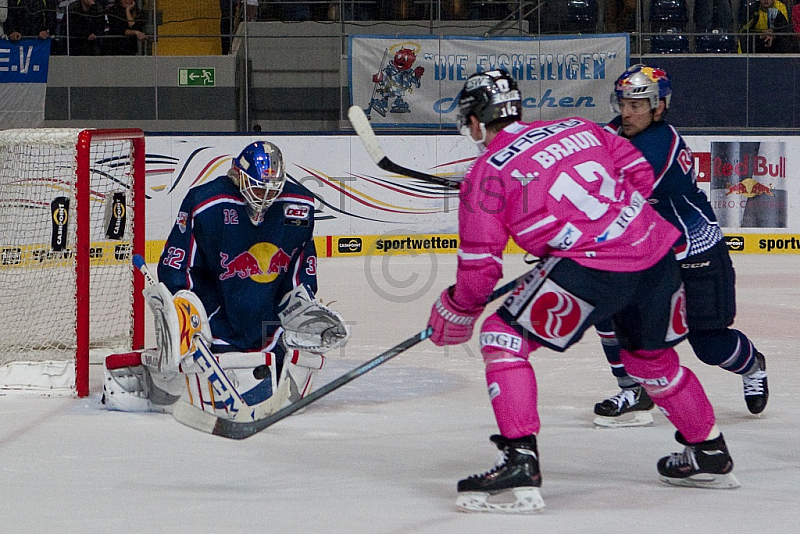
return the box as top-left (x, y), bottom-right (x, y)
top-left (157, 176), bottom-right (318, 353)
top-left (606, 117), bottom-right (723, 259)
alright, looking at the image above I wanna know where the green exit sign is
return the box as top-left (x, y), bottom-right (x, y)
top-left (179, 68), bottom-right (215, 86)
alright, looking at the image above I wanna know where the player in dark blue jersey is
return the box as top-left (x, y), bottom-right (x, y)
top-left (158, 143), bottom-right (318, 355)
top-left (592, 65), bottom-right (768, 428)
top-left (102, 141), bottom-right (349, 414)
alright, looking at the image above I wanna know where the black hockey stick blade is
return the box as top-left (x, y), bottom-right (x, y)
top-left (208, 277), bottom-right (520, 440)
top-left (347, 105), bottom-right (462, 190)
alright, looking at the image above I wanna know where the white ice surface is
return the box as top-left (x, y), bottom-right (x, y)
top-left (1, 254), bottom-right (799, 533)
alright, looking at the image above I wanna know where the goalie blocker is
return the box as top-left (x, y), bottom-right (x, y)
top-left (103, 280), bottom-right (348, 417)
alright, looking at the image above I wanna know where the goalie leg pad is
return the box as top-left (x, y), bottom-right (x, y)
top-left (180, 351), bottom-right (280, 418)
top-left (102, 364), bottom-right (151, 412)
top-left (102, 363), bottom-right (181, 413)
top-left (218, 352), bottom-right (278, 406)
top-left (279, 350), bottom-right (325, 405)
top-left (278, 285), bottom-right (350, 353)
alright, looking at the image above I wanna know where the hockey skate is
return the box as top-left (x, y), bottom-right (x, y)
top-left (593, 386), bottom-right (655, 428)
top-left (658, 431), bottom-right (740, 489)
top-left (455, 434), bottom-right (545, 514)
top-left (743, 351), bottom-right (768, 415)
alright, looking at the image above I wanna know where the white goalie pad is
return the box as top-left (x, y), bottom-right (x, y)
top-left (278, 285), bottom-right (350, 353)
top-left (103, 350), bottom-right (280, 416)
top-left (102, 350), bottom-right (184, 413)
top-left (279, 350), bottom-right (325, 406)
top-left (181, 350), bottom-right (283, 420)
top-left (144, 283), bottom-right (212, 373)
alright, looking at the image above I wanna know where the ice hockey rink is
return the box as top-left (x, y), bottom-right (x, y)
top-left (1, 252), bottom-right (798, 533)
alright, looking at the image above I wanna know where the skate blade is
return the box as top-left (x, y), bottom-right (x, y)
top-left (659, 472), bottom-right (740, 490)
top-left (594, 410), bottom-right (654, 428)
top-left (455, 487), bottom-right (545, 514)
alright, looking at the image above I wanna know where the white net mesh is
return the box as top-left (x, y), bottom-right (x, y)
top-left (0, 129), bottom-right (140, 392)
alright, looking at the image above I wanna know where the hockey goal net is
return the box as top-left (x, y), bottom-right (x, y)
top-left (0, 129), bottom-right (145, 397)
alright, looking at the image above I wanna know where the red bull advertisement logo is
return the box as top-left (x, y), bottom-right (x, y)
top-left (713, 153), bottom-right (786, 180)
top-left (709, 141), bottom-right (787, 229)
top-left (724, 178), bottom-right (774, 199)
top-left (219, 243), bottom-right (296, 282)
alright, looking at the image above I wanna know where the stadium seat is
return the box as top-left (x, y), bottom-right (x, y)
top-left (650, 28), bottom-right (690, 53)
top-left (564, 0), bottom-right (599, 33)
top-left (695, 30), bottom-right (738, 53)
top-left (649, 0), bottom-right (689, 53)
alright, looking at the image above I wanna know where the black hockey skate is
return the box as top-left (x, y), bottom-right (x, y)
top-left (743, 351), bottom-right (769, 415)
top-left (593, 386), bottom-right (655, 428)
top-left (657, 431), bottom-right (740, 489)
top-left (456, 434), bottom-right (544, 513)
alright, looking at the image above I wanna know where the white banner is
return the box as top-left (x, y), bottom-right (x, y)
top-left (0, 39), bottom-right (50, 128)
top-left (143, 133), bottom-right (800, 252)
top-left (349, 34), bottom-right (629, 128)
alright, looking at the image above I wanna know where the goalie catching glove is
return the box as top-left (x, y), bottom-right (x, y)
top-left (278, 285), bottom-right (350, 353)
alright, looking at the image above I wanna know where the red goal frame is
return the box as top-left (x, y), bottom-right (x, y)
top-left (75, 129), bottom-right (146, 397)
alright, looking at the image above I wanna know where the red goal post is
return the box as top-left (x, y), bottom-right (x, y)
top-left (0, 128), bottom-right (146, 397)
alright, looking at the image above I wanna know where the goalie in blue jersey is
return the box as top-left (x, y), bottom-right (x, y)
top-left (102, 141), bottom-right (349, 416)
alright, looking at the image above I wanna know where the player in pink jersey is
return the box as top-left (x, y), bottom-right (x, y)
top-left (427, 69), bottom-right (739, 513)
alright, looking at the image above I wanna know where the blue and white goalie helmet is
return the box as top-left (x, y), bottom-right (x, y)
top-left (228, 141), bottom-right (286, 225)
top-left (611, 64), bottom-right (672, 113)
top-left (456, 69), bottom-right (522, 137)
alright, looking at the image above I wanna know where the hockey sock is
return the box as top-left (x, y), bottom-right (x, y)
top-left (621, 348), bottom-right (716, 443)
top-left (688, 328), bottom-right (756, 374)
top-left (483, 349), bottom-right (540, 439)
top-left (595, 321), bottom-right (636, 389)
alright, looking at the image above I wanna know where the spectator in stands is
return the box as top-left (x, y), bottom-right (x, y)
top-left (694, 0), bottom-right (733, 32)
top-left (603, 0), bottom-right (636, 32)
top-left (105, 0), bottom-right (145, 55)
top-left (66, 0), bottom-right (104, 55)
top-left (4, 0), bottom-right (56, 41)
top-left (243, 0), bottom-right (257, 21)
top-left (328, 1), bottom-right (372, 20)
top-left (740, 0), bottom-right (791, 52)
top-left (793, 2), bottom-right (800, 51)
top-left (219, 0), bottom-right (236, 54)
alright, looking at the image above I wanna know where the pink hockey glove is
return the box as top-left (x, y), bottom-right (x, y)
top-left (428, 286), bottom-right (482, 346)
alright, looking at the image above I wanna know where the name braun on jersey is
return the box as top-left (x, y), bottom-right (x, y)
top-left (488, 118), bottom-right (584, 169)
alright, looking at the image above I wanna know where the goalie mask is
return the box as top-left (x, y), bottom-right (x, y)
top-left (456, 69), bottom-right (522, 145)
top-left (611, 64), bottom-right (672, 114)
top-left (228, 141), bottom-right (286, 225)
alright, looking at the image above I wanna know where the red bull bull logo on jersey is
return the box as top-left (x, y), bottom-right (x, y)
top-left (219, 251), bottom-right (263, 280)
top-left (218, 243), bottom-right (296, 283)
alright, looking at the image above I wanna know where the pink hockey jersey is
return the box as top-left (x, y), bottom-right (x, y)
top-left (453, 118), bottom-right (681, 311)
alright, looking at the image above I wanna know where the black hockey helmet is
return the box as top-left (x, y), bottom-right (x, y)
top-left (456, 69), bottom-right (522, 136)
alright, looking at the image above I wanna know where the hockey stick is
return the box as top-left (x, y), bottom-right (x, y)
top-left (188, 277), bottom-right (520, 440)
top-left (348, 105), bottom-right (463, 190)
top-left (363, 47), bottom-right (389, 118)
top-left (131, 255), bottom-right (290, 426)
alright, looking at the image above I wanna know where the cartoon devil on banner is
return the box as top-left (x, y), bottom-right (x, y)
top-left (364, 43), bottom-right (425, 119)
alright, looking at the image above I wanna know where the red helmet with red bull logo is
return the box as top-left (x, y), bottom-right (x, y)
top-left (611, 64), bottom-right (672, 114)
top-left (228, 141), bottom-right (286, 226)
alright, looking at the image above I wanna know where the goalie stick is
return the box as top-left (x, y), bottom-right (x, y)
top-left (179, 277), bottom-right (521, 440)
top-left (131, 255), bottom-right (290, 426)
top-left (348, 105), bottom-right (463, 190)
